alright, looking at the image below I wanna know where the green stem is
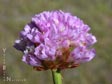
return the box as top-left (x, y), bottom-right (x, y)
top-left (52, 69), bottom-right (62, 84)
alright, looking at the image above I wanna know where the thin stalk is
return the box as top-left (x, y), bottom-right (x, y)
top-left (52, 69), bottom-right (62, 84)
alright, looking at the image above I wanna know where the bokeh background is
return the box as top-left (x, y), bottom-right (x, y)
top-left (0, 0), bottom-right (112, 84)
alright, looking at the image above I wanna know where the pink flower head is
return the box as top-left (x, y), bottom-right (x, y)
top-left (14, 10), bottom-right (97, 70)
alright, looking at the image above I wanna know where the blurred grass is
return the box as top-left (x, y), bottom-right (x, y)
top-left (0, 0), bottom-right (112, 84)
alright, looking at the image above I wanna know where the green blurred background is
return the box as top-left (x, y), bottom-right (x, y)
top-left (0, 0), bottom-right (112, 84)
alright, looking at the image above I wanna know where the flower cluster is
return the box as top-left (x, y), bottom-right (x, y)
top-left (14, 10), bottom-right (97, 71)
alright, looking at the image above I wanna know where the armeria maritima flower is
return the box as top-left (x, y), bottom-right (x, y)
top-left (14, 10), bottom-right (97, 71)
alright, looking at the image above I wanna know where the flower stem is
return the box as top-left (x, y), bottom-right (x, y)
top-left (52, 69), bottom-right (62, 84)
